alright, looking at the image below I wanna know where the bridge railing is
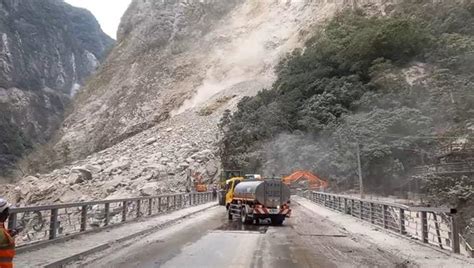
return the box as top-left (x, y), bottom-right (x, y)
top-left (299, 191), bottom-right (469, 256)
top-left (7, 192), bottom-right (214, 248)
top-left (413, 162), bottom-right (474, 175)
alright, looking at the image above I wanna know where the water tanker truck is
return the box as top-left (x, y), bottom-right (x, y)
top-left (227, 178), bottom-right (291, 225)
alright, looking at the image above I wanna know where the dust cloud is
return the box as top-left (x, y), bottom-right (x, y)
top-left (171, 0), bottom-right (323, 115)
top-left (260, 132), bottom-right (355, 182)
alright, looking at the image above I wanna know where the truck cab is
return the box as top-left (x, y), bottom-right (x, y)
top-left (218, 170), bottom-right (243, 207)
top-left (224, 177), bottom-right (244, 209)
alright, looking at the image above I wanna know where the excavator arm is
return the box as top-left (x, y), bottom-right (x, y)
top-left (282, 170), bottom-right (328, 190)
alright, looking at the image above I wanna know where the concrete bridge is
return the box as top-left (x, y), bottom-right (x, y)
top-left (9, 192), bottom-right (474, 267)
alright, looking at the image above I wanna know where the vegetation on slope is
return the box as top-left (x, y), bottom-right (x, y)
top-left (0, 109), bottom-right (31, 177)
top-left (219, 2), bottom-right (474, 194)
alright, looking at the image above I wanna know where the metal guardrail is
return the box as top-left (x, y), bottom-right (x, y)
top-left (413, 162), bottom-right (474, 175)
top-left (438, 142), bottom-right (474, 157)
top-left (7, 192), bottom-right (215, 248)
top-left (460, 234), bottom-right (474, 258)
top-left (299, 191), bottom-right (472, 256)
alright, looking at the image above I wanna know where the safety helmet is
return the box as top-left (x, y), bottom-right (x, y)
top-left (0, 199), bottom-right (10, 213)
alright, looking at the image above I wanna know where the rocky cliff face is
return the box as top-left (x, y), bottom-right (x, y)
top-left (59, 0), bottom-right (242, 158)
top-left (58, 0), bottom-right (401, 159)
top-left (1, 0), bottom-right (401, 204)
top-left (0, 0), bottom-right (113, 174)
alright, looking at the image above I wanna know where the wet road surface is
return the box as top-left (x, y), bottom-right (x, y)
top-left (83, 202), bottom-right (407, 267)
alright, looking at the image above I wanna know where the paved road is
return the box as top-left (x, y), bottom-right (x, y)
top-left (80, 202), bottom-right (408, 268)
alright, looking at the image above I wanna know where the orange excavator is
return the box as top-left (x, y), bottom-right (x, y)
top-left (186, 170), bottom-right (208, 192)
top-left (282, 170), bottom-right (329, 190)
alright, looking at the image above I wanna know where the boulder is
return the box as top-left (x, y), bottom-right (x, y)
top-left (24, 176), bottom-right (39, 183)
top-left (160, 157), bottom-right (170, 164)
top-left (104, 176), bottom-right (128, 189)
top-left (59, 189), bottom-right (83, 203)
top-left (105, 190), bottom-right (134, 200)
top-left (84, 164), bottom-right (102, 173)
top-left (95, 159), bottom-right (106, 165)
top-left (180, 143), bottom-right (191, 149)
top-left (12, 187), bottom-right (22, 204)
top-left (145, 137), bottom-right (157, 145)
top-left (189, 148), bottom-right (199, 154)
top-left (104, 160), bottom-right (131, 175)
top-left (166, 162), bottom-right (177, 174)
top-left (130, 173), bottom-right (141, 180)
top-left (142, 173), bottom-right (154, 181)
top-left (106, 187), bottom-right (117, 194)
top-left (178, 162), bottom-right (189, 170)
top-left (139, 183), bottom-right (158, 196)
top-left (71, 167), bottom-right (93, 181)
top-left (70, 184), bottom-right (81, 191)
top-left (200, 149), bottom-right (213, 157)
top-left (205, 161), bottom-right (218, 177)
top-left (130, 179), bottom-right (144, 189)
top-left (142, 164), bottom-right (167, 173)
top-left (68, 173), bottom-right (84, 185)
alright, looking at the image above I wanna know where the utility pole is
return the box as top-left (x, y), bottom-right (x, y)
top-left (356, 142), bottom-right (365, 199)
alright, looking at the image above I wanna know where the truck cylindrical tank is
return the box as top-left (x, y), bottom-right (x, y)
top-left (233, 179), bottom-right (291, 208)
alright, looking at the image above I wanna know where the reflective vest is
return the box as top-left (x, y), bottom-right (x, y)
top-left (0, 223), bottom-right (14, 268)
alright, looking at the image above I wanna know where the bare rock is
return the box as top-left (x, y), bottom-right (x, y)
top-left (142, 164), bottom-right (167, 173)
top-left (139, 183), bottom-right (158, 196)
top-left (205, 161), bottom-right (218, 177)
top-left (68, 172), bottom-right (84, 185)
top-left (59, 188), bottom-right (83, 203)
top-left (95, 159), bottom-right (106, 165)
top-left (145, 137), bottom-right (157, 145)
top-left (200, 149), bottom-right (213, 157)
top-left (141, 173), bottom-right (154, 181)
top-left (24, 176), bottom-right (40, 183)
top-left (104, 160), bottom-right (131, 175)
top-left (71, 166), bottom-right (93, 181)
top-left (84, 164), bottom-right (102, 174)
top-left (106, 190), bottom-right (134, 200)
top-left (180, 143), bottom-right (191, 149)
top-left (104, 176), bottom-right (128, 190)
top-left (178, 162), bottom-right (190, 170)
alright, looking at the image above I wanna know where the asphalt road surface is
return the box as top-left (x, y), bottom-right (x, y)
top-left (80, 202), bottom-right (408, 268)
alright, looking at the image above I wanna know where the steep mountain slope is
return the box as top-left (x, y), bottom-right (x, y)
top-left (220, 1), bottom-right (474, 193)
top-left (0, 0), bottom-right (403, 204)
top-left (57, 0), bottom-right (392, 160)
top-left (0, 0), bottom-right (114, 175)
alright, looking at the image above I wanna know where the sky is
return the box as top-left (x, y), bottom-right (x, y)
top-left (65, 0), bottom-right (132, 39)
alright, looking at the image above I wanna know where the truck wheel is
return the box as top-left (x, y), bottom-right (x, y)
top-left (271, 218), bottom-right (284, 226)
top-left (241, 207), bottom-right (251, 224)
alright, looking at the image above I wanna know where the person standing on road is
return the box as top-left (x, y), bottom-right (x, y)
top-left (0, 199), bottom-right (17, 268)
top-left (212, 185), bottom-right (217, 200)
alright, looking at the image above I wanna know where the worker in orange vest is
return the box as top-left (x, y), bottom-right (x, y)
top-left (0, 199), bottom-right (16, 268)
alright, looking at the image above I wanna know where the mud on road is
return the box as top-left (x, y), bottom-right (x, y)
top-left (76, 202), bottom-right (409, 268)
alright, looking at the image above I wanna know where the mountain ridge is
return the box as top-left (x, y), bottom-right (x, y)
top-left (0, 0), bottom-right (114, 176)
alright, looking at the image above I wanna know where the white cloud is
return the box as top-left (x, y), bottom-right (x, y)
top-left (65, 0), bottom-right (132, 39)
